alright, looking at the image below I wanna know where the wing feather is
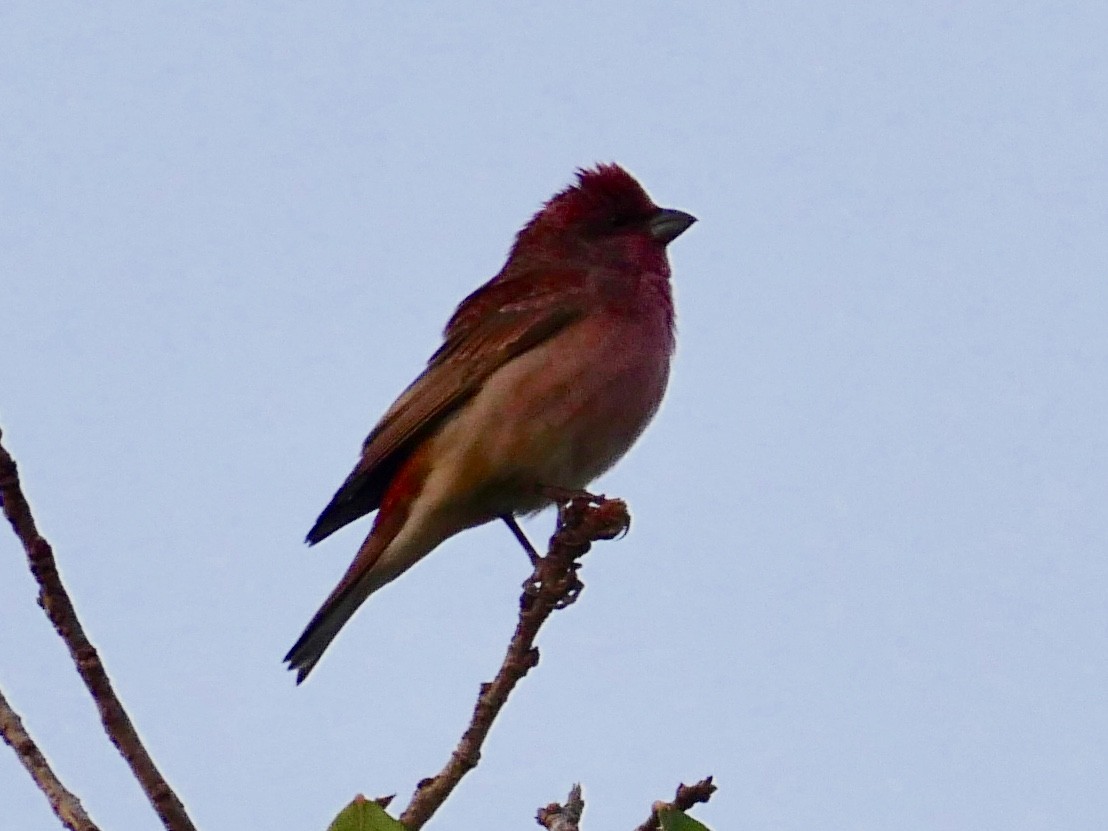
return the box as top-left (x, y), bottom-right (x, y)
top-left (306, 271), bottom-right (588, 544)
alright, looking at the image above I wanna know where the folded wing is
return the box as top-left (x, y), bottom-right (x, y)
top-left (305, 271), bottom-right (589, 544)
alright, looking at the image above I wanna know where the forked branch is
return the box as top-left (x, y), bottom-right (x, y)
top-left (0, 430), bottom-right (196, 831)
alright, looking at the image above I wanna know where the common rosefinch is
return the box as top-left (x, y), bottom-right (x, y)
top-left (286, 164), bottom-right (695, 681)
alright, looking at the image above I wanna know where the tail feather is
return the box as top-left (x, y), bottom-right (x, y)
top-left (285, 530), bottom-right (394, 683)
top-left (289, 436), bottom-right (437, 682)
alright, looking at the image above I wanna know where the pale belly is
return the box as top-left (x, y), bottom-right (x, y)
top-left (426, 312), bottom-right (672, 521)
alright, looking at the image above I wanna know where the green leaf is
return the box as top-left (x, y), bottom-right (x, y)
top-left (326, 796), bottom-right (406, 831)
top-left (658, 807), bottom-right (712, 831)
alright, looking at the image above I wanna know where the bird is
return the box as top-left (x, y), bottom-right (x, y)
top-left (285, 164), bottom-right (695, 681)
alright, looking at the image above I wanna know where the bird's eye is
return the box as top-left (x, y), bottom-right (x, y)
top-left (587, 211), bottom-right (642, 237)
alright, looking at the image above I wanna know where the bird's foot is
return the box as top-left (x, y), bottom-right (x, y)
top-left (554, 493), bottom-right (630, 540)
top-left (519, 494), bottom-right (630, 606)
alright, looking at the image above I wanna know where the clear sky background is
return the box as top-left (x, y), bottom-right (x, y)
top-left (3, 3), bottom-right (1106, 830)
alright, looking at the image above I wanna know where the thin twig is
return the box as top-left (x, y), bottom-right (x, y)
top-left (399, 495), bottom-right (630, 830)
top-left (537, 783), bottom-right (584, 831)
top-left (0, 686), bottom-right (100, 831)
top-left (633, 776), bottom-right (717, 831)
top-left (0, 430), bottom-right (197, 831)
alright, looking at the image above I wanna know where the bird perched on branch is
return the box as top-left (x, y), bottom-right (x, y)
top-left (286, 164), bottom-right (696, 681)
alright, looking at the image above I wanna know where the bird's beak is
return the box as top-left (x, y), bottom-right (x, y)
top-left (649, 208), bottom-right (697, 244)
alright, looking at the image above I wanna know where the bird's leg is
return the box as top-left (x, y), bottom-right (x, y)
top-left (501, 514), bottom-right (539, 565)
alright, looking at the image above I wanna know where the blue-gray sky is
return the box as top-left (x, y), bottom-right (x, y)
top-left (3, 3), bottom-right (1106, 829)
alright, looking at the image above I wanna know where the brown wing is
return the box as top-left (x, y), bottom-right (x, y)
top-left (305, 271), bottom-right (589, 544)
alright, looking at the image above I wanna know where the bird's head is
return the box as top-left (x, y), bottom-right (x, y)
top-left (502, 164), bottom-right (696, 278)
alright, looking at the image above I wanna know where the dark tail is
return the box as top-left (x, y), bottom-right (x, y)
top-left (284, 529), bottom-right (393, 682)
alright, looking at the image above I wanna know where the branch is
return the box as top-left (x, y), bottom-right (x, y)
top-left (633, 777), bottom-right (717, 831)
top-left (0, 429), bottom-right (197, 831)
top-left (399, 494), bottom-right (630, 830)
top-left (0, 686), bottom-right (100, 831)
top-left (537, 783), bottom-right (584, 831)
